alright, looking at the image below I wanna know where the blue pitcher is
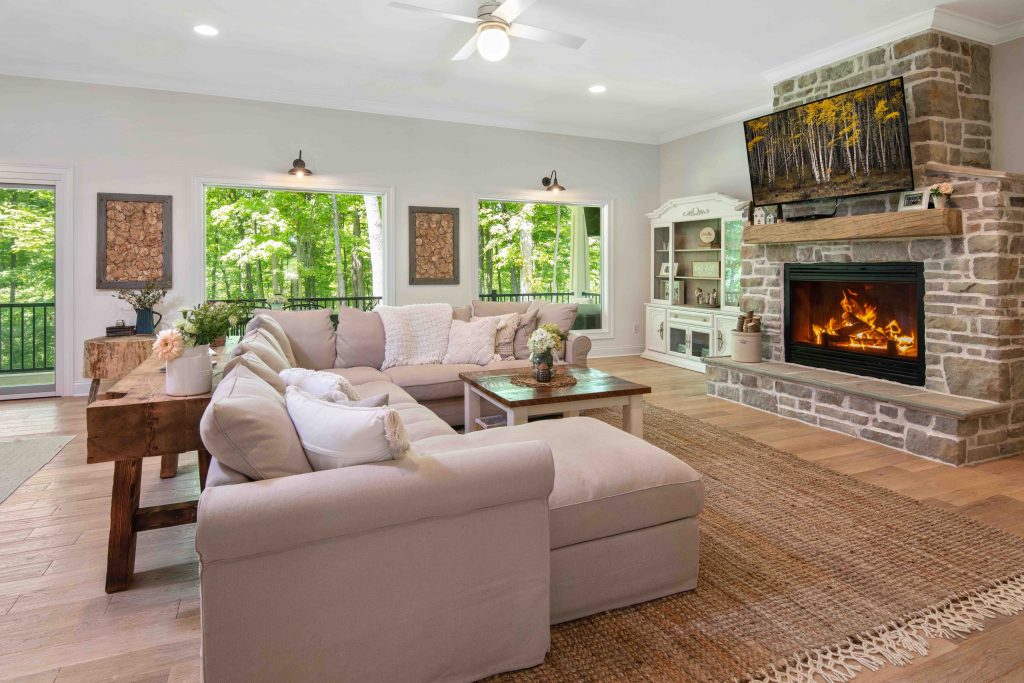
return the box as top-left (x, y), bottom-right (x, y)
top-left (134, 308), bottom-right (162, 335)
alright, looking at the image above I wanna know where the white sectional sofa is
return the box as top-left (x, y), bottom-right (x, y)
top-left (196, 303), bottom-right (704, 683)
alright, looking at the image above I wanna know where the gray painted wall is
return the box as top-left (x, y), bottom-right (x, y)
top-left (992, 36), bottom-right (1024, 174)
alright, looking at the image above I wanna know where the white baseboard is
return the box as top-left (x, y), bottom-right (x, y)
top-left (72, 380), bottom-right (93, 397)
top-left (589, 344), bottom-right (645, 358)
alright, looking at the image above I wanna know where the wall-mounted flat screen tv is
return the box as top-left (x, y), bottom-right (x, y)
top-left (743, 77), bottom-right (914, 207)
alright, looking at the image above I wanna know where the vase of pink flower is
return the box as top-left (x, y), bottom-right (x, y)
top-left (153, 302), bottom-right (239, 396)
top-left (929, 182), bottom-right (954, 209)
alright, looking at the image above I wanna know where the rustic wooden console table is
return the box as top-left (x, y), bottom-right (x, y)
top-left (86, 345), bottom-right (229, 593)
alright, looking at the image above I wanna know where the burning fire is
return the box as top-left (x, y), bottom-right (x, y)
top-left (810, 288), bottom-right (916, 357)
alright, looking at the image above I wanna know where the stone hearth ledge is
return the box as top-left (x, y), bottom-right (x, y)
top-left (704, 357), bottom-right (1009, 466)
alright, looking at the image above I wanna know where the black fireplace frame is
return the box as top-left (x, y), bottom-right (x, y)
top-left (784, 262), bottom-right (926, 386)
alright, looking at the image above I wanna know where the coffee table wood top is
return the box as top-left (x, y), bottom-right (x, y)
top-left (459, 365), bottom-right (651, 408)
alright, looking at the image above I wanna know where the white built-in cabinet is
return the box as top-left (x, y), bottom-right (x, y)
top-left (642, 194), bottom-right (747, 372)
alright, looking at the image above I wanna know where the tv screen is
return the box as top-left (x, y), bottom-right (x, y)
top-left (743, 77), bottom-right (914, 207)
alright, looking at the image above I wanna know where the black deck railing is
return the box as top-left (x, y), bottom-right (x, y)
top-left (0, 302), bottom-right (56, 374)
top-left (209, 296), bottom-right (382, 336)
top-left (479, 291), bottom-right (601, 305)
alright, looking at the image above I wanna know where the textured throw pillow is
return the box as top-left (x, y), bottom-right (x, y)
top-left (233, 337), bottom-right (289, 374)
top-left (252, 308), bottom-right (337, 369)
top-left (376, 304), bottom-right (453, 369)
top-left (334, 306), bottom-right (386, 370)
top-left (200, 366), bottom-right (312, 480)
top-left (222, 351), bottom-right (287, 394)
top-left (279, 367), bottom-right (359, 400)
top-left (245, 314), bottom-right (298, 366)
top-left (285, 387), bottom-right (411, 470)
top-left (323, 392), bottom-right (389, 407)
top-left (513, 309), bottom-right (540, 360)
top-left (472, 313), bottom-right (519, 360)
top-left (443, 317), bottom-right (500, 365)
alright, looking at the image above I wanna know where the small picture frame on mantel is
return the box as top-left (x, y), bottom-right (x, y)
top-left (898, 189), bottom-right (928, 212)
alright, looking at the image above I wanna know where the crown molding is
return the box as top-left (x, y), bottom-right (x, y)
top-left (657, 101), bottom-right (773, 144)
top-left (0, 66), bottom-right (663, 146)
top-left (932, 9), bottom-right (1024, 45)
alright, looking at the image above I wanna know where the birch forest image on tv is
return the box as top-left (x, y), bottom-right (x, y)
top-left (744, 78), bottom-right (913, 206)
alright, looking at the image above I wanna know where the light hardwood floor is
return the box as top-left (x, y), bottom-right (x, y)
top-left (2, 356), bottom-right (1024, 682)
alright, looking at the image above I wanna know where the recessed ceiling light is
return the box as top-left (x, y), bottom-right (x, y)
top-left (193, 25), bottom-right (219, 37)
top-left (588, 84), bottom-right (607, 94)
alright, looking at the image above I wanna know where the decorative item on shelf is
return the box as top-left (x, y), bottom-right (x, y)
top-left (898, 189), bottom-right (928, 211)
top-left (114, 280), bottom-right (168, 335)
top-left (96, 193), bottom-right (172, 289)
top-left (764, 206), bottom-right (778, 225)
top-left (694, 287), bottom-right (703, 305)
top-left (409, 206), bottom-right (459, 285)
top-left (658, 262), bottom-right (672, 277)
top-left (105, 321), bottom-right (134, 337)
top-left (929, 182), bottom-right (954, 209)
top-left (541, 170), bottom-right (565, 193)
top-left (710, 288), bottom-right (719, 307)
top-left (698, 226), bottom-right (718, 247)
top-left (752, 207), bottom-right (766, 225)
top-left (265, 293), bottom-right (289, 310)
top-left (732, 311), bottom-right (763, 363)
top-left (287, 150), bottom-right (312, 176)
top-left (672, 280), bottom-right (683, 305)
top-left (527, 323), bottom-right (568, 383)
top-left (154, 301), bottom-right (240, 396)
top-left (692, 260), bottom-right (720, 278)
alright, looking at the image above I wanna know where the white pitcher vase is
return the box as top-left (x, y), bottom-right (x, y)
top-left (166, 344), bottom-right (213, 396)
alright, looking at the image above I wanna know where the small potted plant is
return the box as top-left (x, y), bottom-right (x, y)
top-left (527, 323), bottom-right (568, 382)
top-left (152, 302), bottom-right (239, 396)
top-left (266, 293), bottom-right (289, 310)
top-left (929, 182), bottom-right (954, 209)
top-left (114, 281), bottom-right (168, 335)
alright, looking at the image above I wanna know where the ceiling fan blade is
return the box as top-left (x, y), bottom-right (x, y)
top-left (492, 0), bottom-right (539, 23)
top-left (388, 2), bottom-right (479, 25)
top-left (508, 22), bottom-right (585, 49)
top-left (451, 33), bottom-right (480, 61)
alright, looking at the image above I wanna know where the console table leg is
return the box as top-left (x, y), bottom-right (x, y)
top-left (159, 454), bottom-right (179, 479)
top-left (87, 378), bottom-right (100, 404)
top-left (106, 458), bottom-right (142, 593)
top-left (623, 396), bottom-right (644, 437)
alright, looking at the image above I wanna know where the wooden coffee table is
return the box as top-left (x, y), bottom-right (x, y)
top-left (459, 365), bottom-right (651, 436)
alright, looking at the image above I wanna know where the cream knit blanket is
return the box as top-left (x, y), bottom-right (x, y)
top-left (375, 304), bottom-right (453, 369)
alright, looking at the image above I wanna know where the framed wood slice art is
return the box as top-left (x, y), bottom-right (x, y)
top-left (97, 193), bottom-right (172, 289)
top-left (409, 206), bottom-right (459, 285)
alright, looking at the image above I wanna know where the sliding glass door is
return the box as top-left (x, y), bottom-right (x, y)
top-left (0, 184), bottom-right (57, 397)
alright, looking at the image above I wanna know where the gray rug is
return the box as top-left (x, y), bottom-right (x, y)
top-left (0, 435), bottom-right (73, 503)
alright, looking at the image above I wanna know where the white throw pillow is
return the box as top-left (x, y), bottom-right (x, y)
top-left (376, 303), bottom-right (453, 369)
top-left (278, 367), bottom-right (359, 400)
top-left (472, 312), bottom-right (519, 360)
top-left (323, 392), bottom-right (389, 407)
top-left (443, 318), bottom-right (500, 366)
top-left (285, 387), bottom-right (411, 470)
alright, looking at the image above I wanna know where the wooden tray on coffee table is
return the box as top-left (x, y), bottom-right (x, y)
top-left (459, 365), bottom-right (651, 436)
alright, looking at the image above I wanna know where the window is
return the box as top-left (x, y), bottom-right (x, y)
top-left (204, 186), bottom-right (385, 322)
top-left (478, 200), bottom-right (606, 331)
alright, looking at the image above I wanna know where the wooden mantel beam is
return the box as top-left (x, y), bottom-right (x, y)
top-left (743, 209), bottom-right (962, 245)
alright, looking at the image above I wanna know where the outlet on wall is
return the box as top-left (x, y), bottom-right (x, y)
top-left (633, 323), bottom-right (640, 334)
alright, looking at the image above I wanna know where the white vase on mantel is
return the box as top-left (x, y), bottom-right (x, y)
top-left (166, 344), bottom-right (213, 396)
top-left (933, 194), bottom-right (948, 210)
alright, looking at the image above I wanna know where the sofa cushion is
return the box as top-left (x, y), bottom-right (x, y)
top-left (349, 380), bottom-right (418, 405)
top-left (253, 308), bottom-right (336, 370)
top-left (334, 307), bottom-right (386, 370)
top-left (221, 351), bottom-right (286, 394)
top-left (245, 314), bottom-right (298, 366)
top-left (443, 318), bottom-right (500, 366)
top-left (528, 301), bottom-right (579, 334)
top-left (513, 309), bottom-right (539, 360)
top-left (321, 366), bottom-right (389, 385)
top-left (233, 337), bottom-right (289, 374)
top-left (474, 313), bottom-right (518, 360)
top-left (391, 403), bottom-right (457, 442)
top-left (452, 305), bottom-right (472, 322)
top-left (383, 359), bottom-right (532, 401)
top-left (377, 304), bottom-right (453, 369)
top-left (472, 300), bottom-right (531, 316)
top-left (414, 417), bottom-right (704, 549)
top-left (200, 365), bottom-right (312, 480)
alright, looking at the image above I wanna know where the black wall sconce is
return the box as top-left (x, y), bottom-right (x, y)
top-left (542, 170), bottom-right (565, 193)
top-left (288, 150), bottom-right (312, 176)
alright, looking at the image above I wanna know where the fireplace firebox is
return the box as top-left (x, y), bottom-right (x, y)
top-left (784, 262), bottom-right (925, 385)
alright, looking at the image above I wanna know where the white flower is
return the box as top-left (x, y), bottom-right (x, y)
top-left (228, 315), bottom-right (238, 326)
top-left (527, 328), bottom-right (556, 354)
top-left (153, 330), bottom-right (184, 362)
top-left (183, 321), bottom-right (197, 335)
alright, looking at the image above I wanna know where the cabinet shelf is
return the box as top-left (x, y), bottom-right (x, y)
top-left (675, 247), bottom-right (720, 252)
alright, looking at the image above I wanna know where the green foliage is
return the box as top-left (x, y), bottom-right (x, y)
top-left (173, 301), bottom-right (244, 347)
top-left (115, 280), bottom-right (168, 310)
top-left (0, 188), bottom-right (55, 304)
top-left (477, 201), bottom-right (602, 296)
top-left (205, 187), bottom-right (383, 301)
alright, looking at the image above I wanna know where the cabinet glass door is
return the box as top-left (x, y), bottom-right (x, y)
top-left (653, 226), bottom-right (670, 302)
top-left (688, 327), bottom-right (713, 361)
top-left (722, 219), bottom-right (744, 307)
top-left (668, 325), bottom-right (688, 356)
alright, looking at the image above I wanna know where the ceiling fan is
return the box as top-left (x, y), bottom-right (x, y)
top-left (388, 0), bottom-right (586, 62)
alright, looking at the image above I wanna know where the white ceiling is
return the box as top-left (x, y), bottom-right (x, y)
top-left (0, 0), bottom-right (1021, 144)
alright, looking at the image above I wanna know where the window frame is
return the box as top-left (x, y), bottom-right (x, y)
top-left (194, 177), bottom-right (395, 306)
top-left (473, 193), bottom-right (613, 340)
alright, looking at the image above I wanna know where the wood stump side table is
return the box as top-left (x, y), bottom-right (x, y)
top-left (83, 335), bottom-right (156, 403)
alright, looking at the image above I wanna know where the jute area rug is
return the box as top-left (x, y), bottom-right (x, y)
top-left (497, 404), bottom-right (1024, 683)
top-left (0, 435), bottom-right (72, 504)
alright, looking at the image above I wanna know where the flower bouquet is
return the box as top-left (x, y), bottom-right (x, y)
top-left (526, 323), bottom-right (568, 382)
top-left (929, 182), bottom-right (954, 209)
top-left (114, 281), bottom-right (168, 335)
top-left (153, 302), bottom-right (240, 396)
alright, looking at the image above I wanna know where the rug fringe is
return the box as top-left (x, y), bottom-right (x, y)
top-left (740, 571), bottom-right (1024, 683)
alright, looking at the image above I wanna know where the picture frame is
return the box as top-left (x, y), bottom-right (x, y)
top-left (409, 206), bottom-right (459, 285)
top-left (692, 260), bottom-right (721, 278)
top-left (898, 189), bottom-right (928, 212)
top-left (658, 262), bottom-right (672, 277)
top-left (96, 193), bottom-right (172, 289)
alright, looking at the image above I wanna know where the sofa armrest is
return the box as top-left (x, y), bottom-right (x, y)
top-left (196, 440), bottom-right (554, 563)
top-left (565, 332), bottom-right (592, 366)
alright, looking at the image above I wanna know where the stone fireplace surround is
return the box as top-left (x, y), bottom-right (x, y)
top-left (706, 163), bottom-right (1024, 466)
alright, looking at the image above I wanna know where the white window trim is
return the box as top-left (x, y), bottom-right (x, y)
top-left (0, 164), bottom-right (74, 398)
top-left (473, 192), bottom-right (614, 341)
top-left (193, 176), bottom-right (396, 306)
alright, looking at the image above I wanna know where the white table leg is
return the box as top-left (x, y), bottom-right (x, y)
top-left (507, 407), bottom-right (529, 427)
top-left (464, 383), bottom-right (481, 432)
top-left (623, 395), bottom-right (644, 437)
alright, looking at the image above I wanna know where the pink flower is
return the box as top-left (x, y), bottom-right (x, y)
top-left (153, 330), bottom-right (184, 362)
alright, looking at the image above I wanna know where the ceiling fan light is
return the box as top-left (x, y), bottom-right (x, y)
top-left (477, 24), bottom-right (510, 62)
